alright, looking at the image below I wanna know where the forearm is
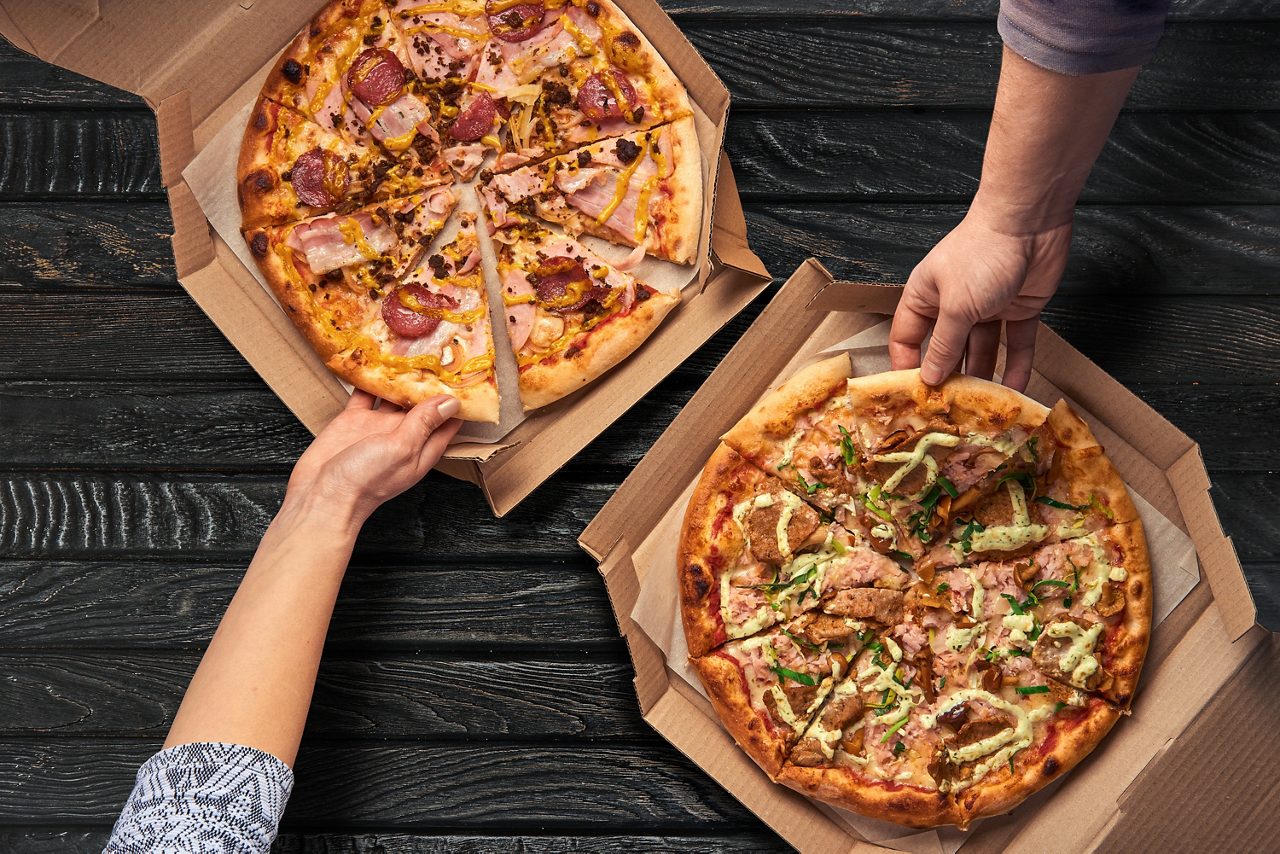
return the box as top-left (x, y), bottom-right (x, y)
top-left (972, 47), bottom-right (1138, 233)
top-left (163, 488), bottom-right (362, 765)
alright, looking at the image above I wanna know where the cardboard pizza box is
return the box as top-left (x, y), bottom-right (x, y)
top-left (0, 0), bottom-right (770, 516)
top-left (580, 259), bottom-right (1280, 853)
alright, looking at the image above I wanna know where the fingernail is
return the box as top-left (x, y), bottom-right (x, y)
top-left (437, 397), bottom-right (460, 419)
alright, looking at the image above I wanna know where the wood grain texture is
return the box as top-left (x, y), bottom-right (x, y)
top-left (1, 379), bottom-right (1276, 473)
top-left (8, 110), bottom-right (1280, 205)
top-left (0, 652), bottom-right (641, 737)
top-left (0, 559), bottom-right (619, 650)
top-left (0, 830), bottom-right (785, 853)
top-left (0, 42), bottom-right (142, 109)
top-left (659, 0), bottom-right (1280, 21)
top-left (0, 205), bottom-right (174, 285)
top-left (0, 740), bottom-right (755, 828)
top-left (0, 475), bottom-right (610, 558)
top-left (680, 22), bottom-right (1280, 110)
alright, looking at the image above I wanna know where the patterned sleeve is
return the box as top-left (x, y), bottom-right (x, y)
top-left (105, 742), bottom-right (294, 853)
top-left (999, 0), bottom-right (1173, 75)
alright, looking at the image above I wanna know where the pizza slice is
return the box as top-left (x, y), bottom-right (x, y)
top-left (261, 0), bottom-right (452, 183)
top-left (776, 631), bottom-right (963, 828)
top-left (691, 621), bottom-right (864, 778)
top-left (680, 444), bottom-right (911, 657)
top-left (472, 0), bottom-right (693, 169)
top-left (239, 97), bottom-right (396, 228)
top-left (244, 192), bottom-right (499, 421)
top-left (489, 219), bottom-right (678, 410)
top-left (479, 117), bottom-right (701, 264)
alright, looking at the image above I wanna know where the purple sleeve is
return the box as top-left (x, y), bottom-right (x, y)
top-left (999, 0), bottom-right (1173, 75)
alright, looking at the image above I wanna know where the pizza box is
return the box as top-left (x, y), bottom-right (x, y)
top-left (0, 0), bottom-right (770, 516)
top-left (580, 258), bottom-right (1280, 853)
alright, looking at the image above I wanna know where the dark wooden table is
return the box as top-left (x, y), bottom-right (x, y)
top-left (1, 2), bottom-right (1277, 851)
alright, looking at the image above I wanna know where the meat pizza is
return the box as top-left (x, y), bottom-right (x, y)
top-left (239, 0), bottom-right (701, 420)
top-left (679, 360), bottom-right (1152, 828)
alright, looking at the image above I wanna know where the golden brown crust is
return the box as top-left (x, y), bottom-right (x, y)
top-left (589, 0), bottom-right (694, 124)
top-left (329, 352), bottom-right (500, 422)
top-left (845, 369), bottom-right (1049, 435)
top-left (658, 116), bottom-right (703, 265)
top-left (1099, 520), bottom-right (1152, 708)
top-left (777, 765), bottom-right (960, 828)
top-left (721, 354), bottom-right (852, 457)
top-left (957, 697), bottom-right (1122, 824)
top-left (258, 0), bottom-right (379, 119)
top-left (690, 650), bottom-right (787, 778)
top-left (518, 290), bottom-right (680, 410)
top-left (1045, 402), bottom-right (1140, 524)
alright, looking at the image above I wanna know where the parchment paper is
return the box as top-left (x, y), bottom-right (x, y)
top-left (182, 101), bottom-right (705, 444)
top-left (629, 320), bottom-right (1200, 852)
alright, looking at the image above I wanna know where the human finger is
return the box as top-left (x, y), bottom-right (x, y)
top-left (963, 320), bottom-right (1002, 381)
top-left (416, 417), bottom-right (462, 471)
top-left (1001, 318), bottom-right (1040, 392)
top-left (394, 395), bottom-right (459, 450)
top-left (347, 389), bottom-right (377, 410)
top-left (889, 266), bottom-right (938, 370)
top-left (919, 308), bottom-right (973, 386)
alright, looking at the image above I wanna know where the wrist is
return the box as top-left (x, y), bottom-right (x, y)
top-left (968, 182), bottom-right (1077, 237)
top-left (276, 479), bottom-right (367, 544)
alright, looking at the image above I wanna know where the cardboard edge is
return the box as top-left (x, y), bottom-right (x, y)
top-left (1168, 446), bottom-right (1256, 639)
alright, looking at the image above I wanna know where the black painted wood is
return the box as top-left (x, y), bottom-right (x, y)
top-left (0, 1), bottom-right (1276, 849)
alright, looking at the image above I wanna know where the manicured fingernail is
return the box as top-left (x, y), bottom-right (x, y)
top-left (437, 397), bottom-right (460, 418)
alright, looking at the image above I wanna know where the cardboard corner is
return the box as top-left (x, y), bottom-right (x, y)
top-left (1168, 445), bottom-right (1258, 640)
top-left (807, 279), bottom-right (903, 315)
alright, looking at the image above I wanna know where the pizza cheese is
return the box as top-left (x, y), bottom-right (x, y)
top-left (680, 360), bottom-right (1153, 828)
top-left (239, 0), bottom-right (702, 420)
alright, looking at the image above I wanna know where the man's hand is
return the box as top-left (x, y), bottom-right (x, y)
top-left (286, 391), bottom-right (461, 528)
top-left (889, 210), bottom-right (1070, 391)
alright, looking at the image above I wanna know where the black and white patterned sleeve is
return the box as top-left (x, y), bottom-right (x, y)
top-left (105, 742), bottom-right (294, 853)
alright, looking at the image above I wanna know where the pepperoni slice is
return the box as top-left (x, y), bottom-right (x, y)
top-left (577, 69), bottom-right (640, 122)
top-left (347, 48), bottom-right (407, 107)
top-left (486, 1), bottom-right (546, 42)
top-left (382, 285), bottom-right (458, 338)
top-left (448, 92), bottom-right (496, 142)
top-left (291, 148), bottom-right (350, 208)
top-left (534, 257), bottom-right (609, 310)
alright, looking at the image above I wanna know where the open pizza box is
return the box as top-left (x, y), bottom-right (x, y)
top-left (0, 0), bottom-right (770, 516)
top-left (580, 259), bottom-right (1280, 853)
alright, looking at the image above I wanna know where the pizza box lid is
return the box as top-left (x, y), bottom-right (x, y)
top-left (0, 0), bottom-right (772, 516)
top-left (580, 258), bottom-right (1279, 852)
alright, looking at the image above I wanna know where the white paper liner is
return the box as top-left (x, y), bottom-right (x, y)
top-left (628, 319), bottom-right (1200, 853)
top-left (182, 101), bottom-right (705, 444)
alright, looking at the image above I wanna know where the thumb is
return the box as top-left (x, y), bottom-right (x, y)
top-left (920, 308), bottom-right (973, 386)
top-left (394, 395), bottom-right (460, 450)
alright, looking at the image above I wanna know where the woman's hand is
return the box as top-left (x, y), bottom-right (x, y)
top-left (889, 209), bottom-right (1070, 392)
top-left (285, 391), bottom-right (462, 529)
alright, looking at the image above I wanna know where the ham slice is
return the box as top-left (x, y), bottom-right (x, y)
top-left (501, 267), bottom-right (537, 352)
top-left (352, 92), bottom-right (432, 149)
top-left (443, 143), bottom-right (487, 181)
top-left (287, 212), bottom-right (396, 275)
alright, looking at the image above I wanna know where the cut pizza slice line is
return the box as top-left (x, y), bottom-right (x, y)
top-left (486, 216), bottom-right (678, 410)
top-left (479, 116), bottom-right (701, 265)
top-left (244, 190), bottom-right (499, 422)
top-left (691, 620), bottom-right (865, 779)
top-left (680, 443), bottom-right (916, 658)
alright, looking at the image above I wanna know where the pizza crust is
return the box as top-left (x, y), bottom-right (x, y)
top-left (329, 350), bottom-right (500, 422)
top-left (776, 765), bottom-right (960, 828)
top-left (1045, 401), bottom-right (1139, 524)
top-left (658, 115), bottom-right (704, 265)
top-left (1099, 520), bottom-right (1153, 708)
top-left (721, 354), bottom-right (853, 458)
top-left (690, 650), bottom-right (789, 778)
top-left (589, 0), bottom-right (694, 124)
top-left (519, 290), bottom-right (680, 410)
top-left (957, 696), bottom-right (1122, 825)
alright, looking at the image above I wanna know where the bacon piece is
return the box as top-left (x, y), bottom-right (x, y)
top-left (501, 267), bottom-right (537, 352)
top-left (286, 213), bottom-right (396, 275)
top-left (823, 588), bottom-right (904, 625)
top-left (290, 148), bottom-right (349, 209)
top-left (443, 143), bottom-right (487, 181)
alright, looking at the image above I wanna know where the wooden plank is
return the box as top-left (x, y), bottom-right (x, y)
top-left (4, 202), bottom-right (1275, 295)
top-left (0, 652), bottom-right (642, 738)
top-left (743, 203), bottom-right (1280, 298)
top-left (727, 111), bottom-right (1280, 204)
top-left (0, 204), bottom-right (174, 286)
top-left (0, 111), bottom-right (163, 199)
top-left (1, 380), bottom-right (1275, 473)
top-left (0, 470), bottom-right (1274, 560)
top-left (0, 830), bottom-right (784, 853)
top-left (680, 22), bottom-right (1280, 110)
top-left (7, 111), bottom-right (1280, 205)
top-left (0, 739), bottom-right (755, 828)
top-left (0, 41), bottom-right (143, 109)
top-left (659, 0), bottom-right (1280, 21)
top-left (0, 560), bottom-right (619, 649)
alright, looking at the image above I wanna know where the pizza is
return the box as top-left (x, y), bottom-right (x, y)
top-left (239, 0), bottom-right (701, 421)
top-left (679, 360), bottom-right (1153, 828)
